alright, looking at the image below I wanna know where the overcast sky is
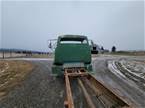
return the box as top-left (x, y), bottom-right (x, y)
top-left (0, 1), bottom-right (1, 49)
top-left (0, 0), bottom-right (144, 51)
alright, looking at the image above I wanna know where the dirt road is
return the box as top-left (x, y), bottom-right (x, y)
top-left (0, 55), bottom-right (145, 108)
top-left (92, 55), bottom-right (145, 107)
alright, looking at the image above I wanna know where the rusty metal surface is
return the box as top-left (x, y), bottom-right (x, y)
top-left (64, 68), bottom-right (134, 108)
top-left (64, 70), bottom-right (74, 108)
top-left (66, 72), bottom-right (88, 77)
top-left (77, 78), bottom-right (96, 108)
top-left (85, 75), bottom-right (131, 108)
top-left (87, 74), bottom-right (136, 108)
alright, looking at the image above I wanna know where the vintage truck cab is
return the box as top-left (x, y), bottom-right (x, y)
top-left (52, 35), bottom-right (92, 76)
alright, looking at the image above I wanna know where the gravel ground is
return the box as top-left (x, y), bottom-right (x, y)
top-left (0, 60), bottom-right (65, 108)
top-left (0, 55), bottom-right (145, 108)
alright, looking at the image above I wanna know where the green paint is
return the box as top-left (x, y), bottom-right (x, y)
top-left (52, 35), bottom-right (92, 75)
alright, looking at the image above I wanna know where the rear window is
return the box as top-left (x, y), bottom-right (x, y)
top-left (60, 39), bottom-right (88, 44)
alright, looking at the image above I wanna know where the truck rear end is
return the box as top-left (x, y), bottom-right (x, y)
top-left (52, 35), bottom-right (92, 76)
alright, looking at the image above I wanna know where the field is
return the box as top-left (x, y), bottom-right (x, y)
top-left (0, 60), bottom-right (33, 100)
top-left (110, 51), bottom-right (145, 56)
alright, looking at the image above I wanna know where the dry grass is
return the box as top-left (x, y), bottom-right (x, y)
top-left (0, 60), bottom-right (33, 100)
top-left (110, 51), bottom-right (145, 56)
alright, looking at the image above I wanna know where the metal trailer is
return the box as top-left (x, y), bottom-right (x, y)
top-left (51, 35), bottom-right (135, 108)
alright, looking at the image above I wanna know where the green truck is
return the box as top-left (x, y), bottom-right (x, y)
top-left (52, 35), bottom-right (92, 76)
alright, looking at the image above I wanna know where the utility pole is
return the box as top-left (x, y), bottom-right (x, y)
top-left (2, 51), bottom-right (4, 59)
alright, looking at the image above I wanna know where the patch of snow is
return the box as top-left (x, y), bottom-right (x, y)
top-left (120, 60), bottom-right (145, 80)
top-left (0, 63), bottom-right (9, 74)
top-left (107, 60), bottom-right (143, 91)
top-left (108, 61), bottom-right (126, 78)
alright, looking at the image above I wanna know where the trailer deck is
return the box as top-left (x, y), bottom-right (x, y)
top-left (64, 68), bottom-right (135, 108)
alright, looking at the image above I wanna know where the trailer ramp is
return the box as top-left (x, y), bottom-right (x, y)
top-left (64, 68), bottom-right (135, 108)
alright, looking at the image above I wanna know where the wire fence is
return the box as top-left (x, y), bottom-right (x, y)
top-left (0, 52), bottom-right (27, 59)
top-left (0, 51), bottom-right (49, 59)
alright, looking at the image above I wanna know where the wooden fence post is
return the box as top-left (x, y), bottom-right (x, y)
top-left (2, 51), bottom-right (4, 59)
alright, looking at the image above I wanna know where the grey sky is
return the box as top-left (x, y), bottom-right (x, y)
top-left (1, 1), bottom-right (144, 51)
